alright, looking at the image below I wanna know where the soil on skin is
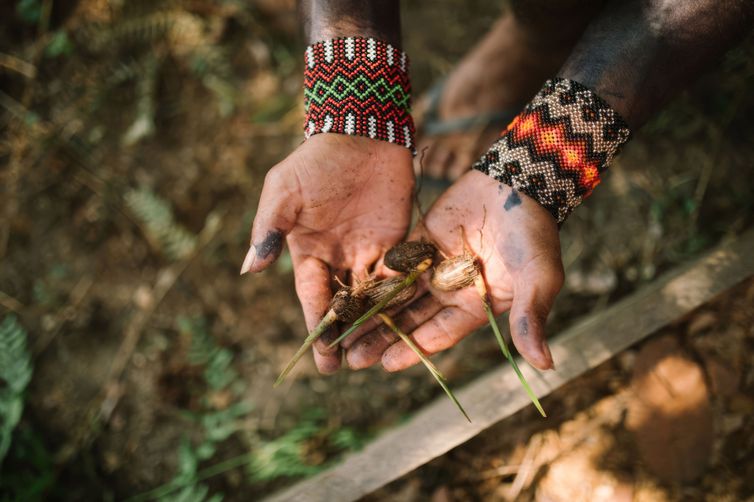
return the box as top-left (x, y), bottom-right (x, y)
top-left (1, 0), bottom-right (753, 500)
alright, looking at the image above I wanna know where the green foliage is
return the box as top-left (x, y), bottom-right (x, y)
top-left (0, 315), bottom-right (33, 465)
top-left (16, 0), bottom-right (42, 24)
top-left (161, 484), bottom-right (223, 502)
top-left (248, 412), bottom-right (325, 482)
top-left (159, 439), bottom-right (222, 502)
top-left (146, 316), bottom-right (253, 501)
top-left (125, 188), bottom-right (197, 260)
top-left (0, 426), bottom-right (55, 501)
top-left (122, 55), bottom-right (158, 145)
top-left (183, 317), bottom-right (240, 393)
top-left (248, 409), bottom-right (368, 483)
top-left (45, 31), bottom-right (74, 58)
top-left (82, 6), bottom-right (237, 119)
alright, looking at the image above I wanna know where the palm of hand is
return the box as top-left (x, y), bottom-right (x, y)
top-left (344, 170), bottom-right (562, 372)
top-left (245, 134), bottom-right (414, 373)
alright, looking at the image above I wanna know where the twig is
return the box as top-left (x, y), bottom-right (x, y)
top-left (0, 290), bottom-right (25, 313)
top-left (33, 276), bottom-right (95, 355)
top-left (0, 52), bottom-right (36, 79)
top-left (505, 434), bottom-right (542, 500)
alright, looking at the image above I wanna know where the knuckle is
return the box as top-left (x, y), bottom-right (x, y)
top-left (263, 164), bottom-right (285, 187)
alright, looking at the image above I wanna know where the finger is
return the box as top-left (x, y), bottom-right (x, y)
top-left (382, 306), bottom-right (482, 372)
top-left (350, 243), bottom-right (383, 282)
top-left (241, 164), bottom-right (301, 274)
top-left (346, 294), bottom-right (444, 369)
top-left (313, 346), bottom-right (341, 375)
top-left (508, 261), bottom-right (564, 371)
top-left (292, 256), bottom-right (341, 374)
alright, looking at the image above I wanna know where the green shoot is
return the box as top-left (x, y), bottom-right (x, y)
top-left (378, 313), bottom-right (470, 422)
top-left (274, 310), bottom-right (338, 387)
top-left (474, 276), bottom-right (546, 418)
top-left (328, 258), bottom-right (432, 349)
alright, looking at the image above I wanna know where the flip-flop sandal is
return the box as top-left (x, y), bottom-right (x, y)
top-left (416, 78), bottom-right (519, 187)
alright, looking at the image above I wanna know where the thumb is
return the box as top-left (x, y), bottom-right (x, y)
top-left (508, 259), bottom-right (563, 371)
top-left (240, 165), bottom-right (301, 274)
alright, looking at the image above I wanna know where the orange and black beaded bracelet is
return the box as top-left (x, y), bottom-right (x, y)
top-left (303, 37), bottom-right (415, 152)
top-left (473, 78), bottom-right (631, 224)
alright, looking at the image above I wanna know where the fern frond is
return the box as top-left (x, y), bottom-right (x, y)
top-left (0, 315), bottom-right (32, 397)
top-left (123, 54), bottom-right (159, 145)
top-left (87, 11), bottom-right (208, 54)
top-left (0, 315), bottom-right (32, 464)
top-left (125, 188), bottom-right (197, 260)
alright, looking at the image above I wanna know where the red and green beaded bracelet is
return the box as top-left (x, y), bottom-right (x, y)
top-left (303, 37), bottom-right (415, 152)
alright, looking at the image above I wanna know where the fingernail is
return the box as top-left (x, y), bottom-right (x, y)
top-left (541, 341), bottom-right (555, 370)
top-left (239, 245), bottom-right (256, 275)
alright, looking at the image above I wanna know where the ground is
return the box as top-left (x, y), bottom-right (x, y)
top-left (1, 0), bottom-right (753, 501)
top-left (367, 279), bottom-right (754, 501)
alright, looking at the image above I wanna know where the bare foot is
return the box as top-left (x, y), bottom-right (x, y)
top-left (415, 12), bottom-right (584, 181)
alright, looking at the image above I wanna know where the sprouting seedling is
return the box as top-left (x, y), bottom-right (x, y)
top-left (274, 286), bottom-right (368, 387)
top-left (430, 233), bottom-right (546, 417)
top-left (275, 274), bottom-right (419, 387)
top-left (328, 241), bottom-right (436, 348)
top-left (377, 312), bottom-right (470, 422)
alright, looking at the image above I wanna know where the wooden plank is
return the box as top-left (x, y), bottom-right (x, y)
top-left (266, 229), bottom-right (754, 502)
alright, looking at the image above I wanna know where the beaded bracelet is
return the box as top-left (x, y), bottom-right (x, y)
top-left (303, 37), bottom-right (415, 152)
top-left (473, 78), bottom-right (631, 224)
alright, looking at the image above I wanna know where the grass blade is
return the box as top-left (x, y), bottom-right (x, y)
top-left (378, 313), bottom-right (470, 422)
top-left (474, 277), bottom-right (546, 417)
top-left (274, 310), bottom-right (338, 387)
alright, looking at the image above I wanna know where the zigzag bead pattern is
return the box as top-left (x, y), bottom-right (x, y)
top-left (473, 78), bottom-right (631, 224)
top-left (303, 37), bottom-right (415, 152)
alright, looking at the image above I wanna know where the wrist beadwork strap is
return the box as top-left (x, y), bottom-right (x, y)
top-left (473, 78), bottom-right (631, 224)
top-left (303, 37), bottom-right (415, 152)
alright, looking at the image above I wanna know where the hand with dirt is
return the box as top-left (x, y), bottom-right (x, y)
top-left (241, 133), bottom-right (414, 374)
top-left (344, 169), bottom-right (563, 372)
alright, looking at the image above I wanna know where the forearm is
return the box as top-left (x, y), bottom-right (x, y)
top-left (299, 0), bottom-right (402, 47)
top-left (559, 0), bottom-right (754, 129)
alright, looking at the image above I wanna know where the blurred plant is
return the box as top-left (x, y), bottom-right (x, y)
top-left (131, 316), bottom-right (369, 500)
top-left (247, 408), bottom-right (368, 483)
top-left (125, 187), bottom-right (197, 260)
top-left (0, 426), bottom-right (55, 501)
top-left (0, 315), bottom-right (33, 466)
top-left (16, 0), bottom-right (43, 25)
top-left (44, 30), bottom-right (74, 58)
top-left (137, 316), bottom-right (253, 501)
top-left (76, 0), bottom-right (238, 144)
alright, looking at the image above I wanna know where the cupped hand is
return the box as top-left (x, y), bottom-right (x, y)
top-left (344, 169), bottom-right (563, 372)
top-left (242, 134), bottom-right (414, 374)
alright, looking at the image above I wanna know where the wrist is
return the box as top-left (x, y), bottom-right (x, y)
top-left (472, 78), bottom-right (631, 224)
top-left (303, 37), bottom-right (415, 153)
top-left (302, 1), bottom-right (402, 47)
